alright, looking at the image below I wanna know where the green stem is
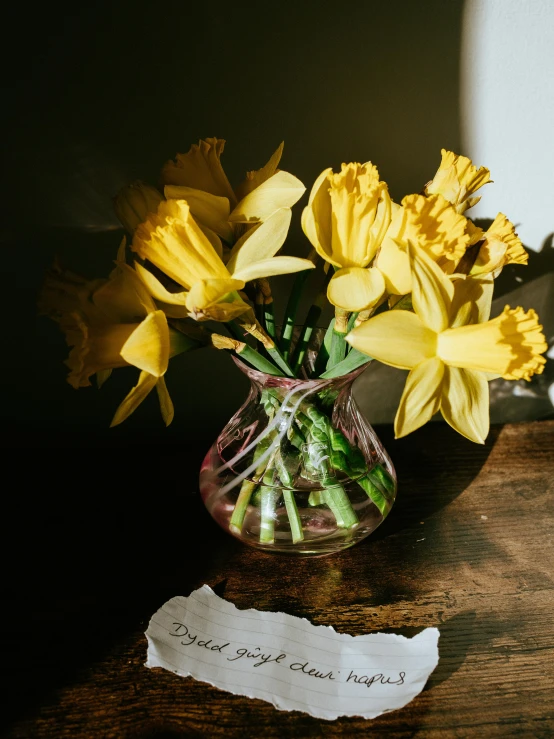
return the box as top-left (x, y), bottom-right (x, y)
top-left (266, 345), bottom-right (295, 377)
top-left (290, 292), bottom-right (326, 376)
top-left (312, 317), bottom-right (334, 378)
top-left (264, 301), bottom-right (276, 340)
top-left (297, 405), bottom-right (360, 529)
top-left (237, 344), bottom-right (284, 376)
top-left (229, 479), bottom-right (257, 535)
top-left (283, 490), bottom-right (304, 542)
top-left (230, 320), bottom-right (294, 377)
top-left (259, 466), bottom-right (277, 544)
top-left (321, 483), bottom-right (359, 529)
top-left (308, 490), bottom-right (324, 506)
top-left (229, 439), bottom-right (270, 534)
top-left (319, 349), bottom-right (372, 379)
top-left (279, 269), bottom-right (312, 361)
top-left (347, 312), bottom-right (358, 331)
top-left (326, 310), bottom-right (349, 371)
top-left (215, 329), bottom-right (284, 376)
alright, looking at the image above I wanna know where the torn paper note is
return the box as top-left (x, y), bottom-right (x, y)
top-left (145, 585), bottom-right (440, 721)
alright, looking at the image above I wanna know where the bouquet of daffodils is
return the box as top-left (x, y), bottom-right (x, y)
top-left (40, 139), bottom-right (546, 437)
top-left (40, 139), bottom-right (547, 549)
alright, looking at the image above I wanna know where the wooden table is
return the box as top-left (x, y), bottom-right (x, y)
top-left (3, 420), bottom-right (554, 738)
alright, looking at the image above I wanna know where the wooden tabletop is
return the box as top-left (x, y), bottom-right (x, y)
top-left (3, 419), bottom-right (554, 738)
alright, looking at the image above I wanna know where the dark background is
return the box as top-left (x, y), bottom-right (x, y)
top-left (2, 0), bottom-right (469, 443)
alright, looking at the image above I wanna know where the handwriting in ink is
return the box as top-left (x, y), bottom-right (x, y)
top-left (170, 622), bottom-right (229, 653)
top-left (289, 660), bottom-right (336, 680)
top-left (227, 647), bottom-right (287, 668)
top-left (168, 622), bottom-right (410, 690)
top-left (346, 670), bottom-right (406, 688)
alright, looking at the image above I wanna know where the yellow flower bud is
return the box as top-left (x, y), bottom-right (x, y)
top-left (114, 181), bottom-right (164, 233)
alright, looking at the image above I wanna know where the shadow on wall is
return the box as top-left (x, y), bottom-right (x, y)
top-left (3, 0), bottom-right (466, 236)
top-left (2, 0), bottom-right (467, 440)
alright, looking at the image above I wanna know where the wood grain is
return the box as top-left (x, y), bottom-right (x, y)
top-left (3, 420), bottom-right (553, 738)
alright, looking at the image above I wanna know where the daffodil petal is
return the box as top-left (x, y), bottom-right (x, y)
top-left (93, 261), bottom-right (156, 320)
top-left (226, 208), bottom-right (292, 274)
top-left (229, 171), bottom-right (306, 223)
top-left (303, 167), bottom-right (341, 265)
top-left (234, 141), bottom-right (284, 201)
top-left (232, 256), bottom-right (314, 282)
top-left (155, 303), bottom-right (190, 318)
top-left (198, 224), bottom-right (224, 258)
top-left (134, 262), bottom-right (189, 306)
top-left (185, 278), bottom-right (245, 311)
top-left (96, 369), bottom-right (112, 388)
top-left (375, 236), bottom-right (411, 295)
top-left (156, 376), bottom-right (174, 426)
top-left (470, 240), bottom-right (507, 276)
top-left (301, 204), bottom-right (323, 259)
top-left (346, 310), bottom-right (437, 370)
top-left (440, 366), bottom-right (489, 443)
top-left (450, 275), bottom-right (494, 327)
top-left (110, 371), bottom-right (158, 428)
top-left (408, 241), bottom-right (453, 332)
top-left (394, 357), bottom-right (445, 438)
top-left (327, 267), bottom-right (385, 312)
top-left (160, 137), bottom-right (237, 205)
top-left (116, 236), bottom-right (127, 263)
top-left (164, 185), bottom-right (233, 243)
top-left (120, 310), bottom-right (170, 377)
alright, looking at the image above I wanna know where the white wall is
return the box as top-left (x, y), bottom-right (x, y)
top-left (461, 0), bottom-right (554, 252)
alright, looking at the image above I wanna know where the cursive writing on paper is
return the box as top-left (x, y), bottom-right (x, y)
top-left (146, 585), bottom-right (440, 721)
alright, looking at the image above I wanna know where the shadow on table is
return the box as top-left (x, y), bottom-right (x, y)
top-left (0, 422), bottom-right (503, 733)
top-left (425, 610), bottom-right (477, 689)
top-left (370, 422), bottom-right (503, 542)
top-left (0, 439), bottom-right (241, 735)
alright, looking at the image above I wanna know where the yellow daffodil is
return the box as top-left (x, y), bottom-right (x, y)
top-left (470, 212), bottom-right (528, 276)
top-left (161, 138), bottom-right (305, 245)
top-left (132, 200), bottom-right (314, 321)
top-left (425, 149), bottom-right (491, 213)
top-left (347, 245), bottom-right (547, 443)
top-left (38, 261), bottom-right (108, 321)
top-left (301, 162), bottom-right (392, 311)
top-left (375, 193), bottom-right (472, 295)
top-left (113, 181), bottom-right (164, 234)
top-left (40, 255), bottom-right (197, 427)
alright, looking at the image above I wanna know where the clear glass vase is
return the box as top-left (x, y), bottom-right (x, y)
top-left (199, 358), bottom-right (397, 555)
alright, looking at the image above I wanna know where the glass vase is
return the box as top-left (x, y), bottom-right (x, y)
top-left (199, 358), bottom-right (397, 555)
